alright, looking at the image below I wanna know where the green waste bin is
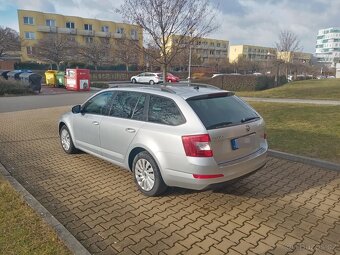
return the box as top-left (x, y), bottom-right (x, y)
top-left (56, 71), bottom-right (65, 87)
top-left (44, 70), bottom-right (57, 86)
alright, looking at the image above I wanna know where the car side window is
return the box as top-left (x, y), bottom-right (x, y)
top-left (82, 91), bottom-right (114, 115)
top-left (148, 95), bottom-right (185, 126)
top-left (109, 91), bottom-right (146, 120)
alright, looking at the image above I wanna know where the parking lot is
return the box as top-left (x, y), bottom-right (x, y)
top-left (0, 106), bottom-right (339, 255)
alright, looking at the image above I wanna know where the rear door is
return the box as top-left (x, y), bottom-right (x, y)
top-left (187, 94), bottom-right (266, 164)
top-left (100, 91), bottom-right (147, 163)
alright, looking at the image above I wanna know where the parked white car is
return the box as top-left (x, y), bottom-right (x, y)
top-left (131, 72), bottom-right (163, 85)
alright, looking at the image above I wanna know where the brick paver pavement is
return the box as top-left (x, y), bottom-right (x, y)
top-left (0, 106), bottom-right (339, 255)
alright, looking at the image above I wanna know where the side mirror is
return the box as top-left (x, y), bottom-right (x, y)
top-left (71, 105), bottom-right (81, 114)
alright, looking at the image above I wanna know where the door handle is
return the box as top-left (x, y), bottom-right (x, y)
top-left (92, 121), bottom-right (100, 125)
top-left (125, 128), bottom-right (136, 133)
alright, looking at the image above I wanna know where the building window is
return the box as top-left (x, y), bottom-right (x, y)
top-left (84, 24), bottom-right (92, 31)
top-left (85, 37), bottom-right (93, 43)
top-left (46, 19), bottom-right (56, 27)
top-left (66, 22), bottom-right (75, 29)
top-left (210, 50), bottom-right (214, 55)
top-left (24, 32), bottom-right (35, 40)
top-left (116, 27), bottom-right (124, 34)
top-left (101, 26), bottom-right (109, 32)
top-left (217, 43), bottom-right (221, 47)
top-left (26, 46), bottom-right (35, 55)
top-left (131, 29), bottom-right (137, 38)
top-left (23, 16), bottom-right (34, 25)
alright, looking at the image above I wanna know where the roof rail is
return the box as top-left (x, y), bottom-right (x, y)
top-left (184, 82), bottom-right (222, 90)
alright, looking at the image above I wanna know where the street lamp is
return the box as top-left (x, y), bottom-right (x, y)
top-left (187, 30), bottom-right (194, 84)
top-left (188, 42), bottom-right (192, 83)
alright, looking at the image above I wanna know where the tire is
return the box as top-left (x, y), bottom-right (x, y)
top-left (132, 78), bottom-right (137, 84)
top-left (59, 125), bottom-right (78, 154)
top-left (149, 80), bottom-right (155, 85)
top-left (168, 80), bottom-right (172, 83)
top-left (132, 151), bottom-right (167, 196)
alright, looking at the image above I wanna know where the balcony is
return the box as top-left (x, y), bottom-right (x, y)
top-left (58, 28), bottom-right (77, 34)
top-left (96, 31), bottom-right (111, 37)
top-left (37, 26), bottom-right (57, 33)
top-left (113, 33), bottom-right (123, 38)
top-left (78, 30), bottom-right (95, 36)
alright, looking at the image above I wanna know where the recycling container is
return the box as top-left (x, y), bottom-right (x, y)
top-left (65, 69), bottom-right (90, 91)
top-left (7, 70), bottom-right (24, 80)
top-left (56, 71), bottom-right (65, 87)
top-left (19, 73), bottom-right (42, 92)
top-left (45, 70), bottom-right (58, 86)
top-left (0, 70), bottom-right (10, 80)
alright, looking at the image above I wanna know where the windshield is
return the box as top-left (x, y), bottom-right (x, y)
top-left (187, 94), bottom-right (259, 130)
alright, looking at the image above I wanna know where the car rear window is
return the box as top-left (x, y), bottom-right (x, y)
top-left (187, 94), bottom-right (259, 130)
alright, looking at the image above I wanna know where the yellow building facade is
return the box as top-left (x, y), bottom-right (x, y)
top-left (277, 51), bottom-right (313, 64)
top-left (229, 44), bottom-right (277, 63)
top-left (18, 9), bottom-right (143, 64)
top-left (167, 35), bottom-right (229, 66)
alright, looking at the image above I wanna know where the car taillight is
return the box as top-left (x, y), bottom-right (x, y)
top-left (182, 134), bottom-right (213, 157)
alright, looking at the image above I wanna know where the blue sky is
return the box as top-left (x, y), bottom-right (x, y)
top-left (1, 0), bottom-right (339, 53)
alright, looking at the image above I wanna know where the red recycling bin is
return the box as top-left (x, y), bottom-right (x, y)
top-left (65, 68), bottom-right (90, 91)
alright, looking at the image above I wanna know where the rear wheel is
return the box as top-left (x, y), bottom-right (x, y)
top-left (60, 125), bottom-right (77, 154)
top-left (149, 80), bottom-right (155, 85)
top-left (132, 151), bottom-right (167, 196)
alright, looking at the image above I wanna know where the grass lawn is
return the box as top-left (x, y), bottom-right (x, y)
top-left (0, 175), bottom-right (71, 255)
top-left (249, 102), bottom-right (340, 163)
top-left (237, 79), bottom-right (340, 100)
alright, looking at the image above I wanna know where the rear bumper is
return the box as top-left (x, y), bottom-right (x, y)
top-left (162, 147), bottom-right (268, 190)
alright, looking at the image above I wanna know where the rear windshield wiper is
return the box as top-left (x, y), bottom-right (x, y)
top-left (206, 121), bottom-right (233, 130)
top-left (241, 116), bottom-right (260, 123)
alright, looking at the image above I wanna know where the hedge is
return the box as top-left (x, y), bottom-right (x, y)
top-left (0, 78), bottom-right (34, 96)
top-left (196, 75), bottom-right (287, 91)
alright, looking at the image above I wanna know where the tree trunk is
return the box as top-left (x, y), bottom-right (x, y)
top-left (126, 64), bottom-right (129, 72)
top-left (163, 64), bottom-right (167, 85)
top-left (56, 63), bottom-right (60, 71)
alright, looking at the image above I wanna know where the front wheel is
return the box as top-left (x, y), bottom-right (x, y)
top-left (132, 78), bottom-right (137, 84)
top-left (60, 125), bottom-right (78, 154)
top-left (132, 151), bottom-right (167, 196)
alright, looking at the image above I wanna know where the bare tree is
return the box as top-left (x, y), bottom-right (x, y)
top-left (77, 39), bottom-right (112, 70)
top-left (0, 26), bottom-right (20, 58)
top-left (114, 34), bottom-right (140, 71)
top-left (33, 34), bottom-right (77, 70)
top-left (119, 0), bottom-right (217, 82)
top-left (275, 30), bottom-right (301, 52)
top-left (170, 46), bottom-right (202, 71)
top-left (275, 30), bottom-right (302, 78)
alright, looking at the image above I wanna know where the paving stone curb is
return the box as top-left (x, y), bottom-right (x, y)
top-left (269, 149), bottom-right (340, 172)
top-left (0, 162), bottom-right (91, 255)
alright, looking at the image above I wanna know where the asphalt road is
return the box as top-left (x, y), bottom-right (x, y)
top-left (0, 91), bottom-right (95, 113)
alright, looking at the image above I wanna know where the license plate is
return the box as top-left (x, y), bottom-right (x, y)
top-left (231, 135), bottom-right (253, 150)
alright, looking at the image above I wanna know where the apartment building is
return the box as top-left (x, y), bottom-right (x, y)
top-left (17, 9), bottom-right (143, 64)
top-left (229, 45), bottom-right (277, 63)
top-left (315, 27), bottom-right (340, 67)
top-left (167, 35), bottom-right (229, 66)
top-left (277, 51), bottom-right (313, 64)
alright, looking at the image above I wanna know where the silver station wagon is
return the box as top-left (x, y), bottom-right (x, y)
top-left (59, 84), bottom-right (268, 196)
